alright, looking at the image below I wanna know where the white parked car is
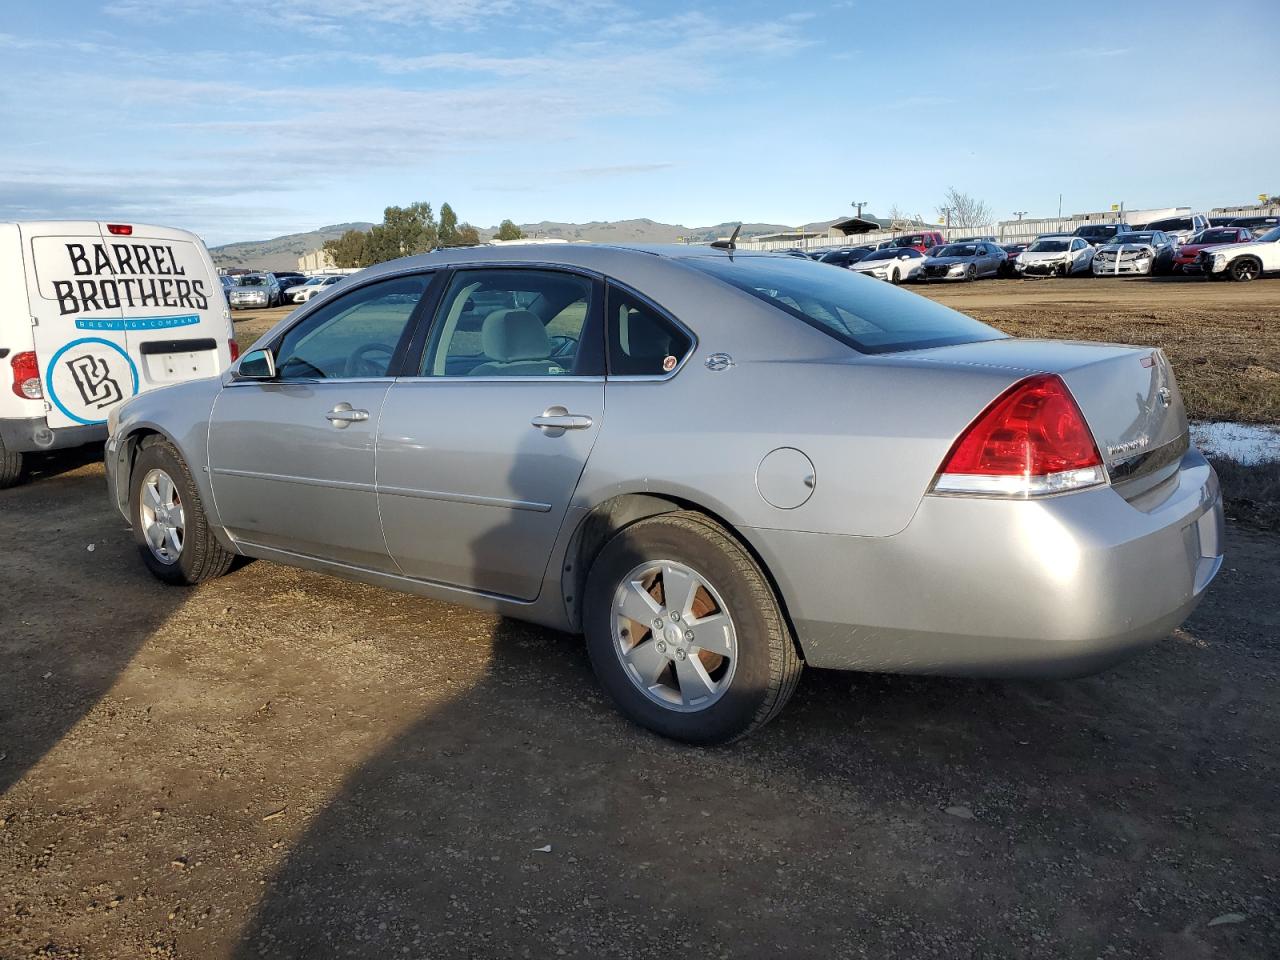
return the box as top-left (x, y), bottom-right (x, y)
top-left (1015, 235), bottom-right (1095, 277)
top-left (285, 274), bottom-right (347, 303)
top-left (1091, 231), bottom-right (1177, 277)
top-left (1201, 224), bottom-right (1280, 282)
top-left (1143, 213), bottom-right (1210, 245)
top-left (0, 220), bottom-right (235, 487)
top-left (847, 247), bottom-right (925, 284)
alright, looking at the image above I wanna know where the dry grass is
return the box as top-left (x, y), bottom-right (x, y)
top-left (923, 278), bottom-right (1280, 424)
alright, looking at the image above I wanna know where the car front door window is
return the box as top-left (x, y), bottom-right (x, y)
top-left (274, 274), bottom-right (430, 380)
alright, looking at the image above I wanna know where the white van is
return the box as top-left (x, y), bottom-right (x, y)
top-left (0, 221), bottom-right (236, 487)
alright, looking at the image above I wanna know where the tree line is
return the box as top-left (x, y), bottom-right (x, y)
top-left (323, 203), bottom-right (525, 268)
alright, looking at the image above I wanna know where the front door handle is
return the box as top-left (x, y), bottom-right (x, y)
top-left (531, 405), bottom-right (593, 434)
top-left (326, 403), bottom-right (369, 428)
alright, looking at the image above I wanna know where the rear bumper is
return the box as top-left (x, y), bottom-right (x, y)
top-left (747, 450), bottom-right (1224, 678)
top-left (0, 416), bottom-right (106, 453)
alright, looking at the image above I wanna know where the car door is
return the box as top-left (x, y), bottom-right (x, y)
top-left (207, 272), bottom-right (434, 569)
top-left (377, 267), bottom-right (606, 600)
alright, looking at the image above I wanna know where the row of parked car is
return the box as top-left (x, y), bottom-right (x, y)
top-left (784, 213), bottom-right (1280, 284)
top-left (219, 271), bottom-right (348, 308)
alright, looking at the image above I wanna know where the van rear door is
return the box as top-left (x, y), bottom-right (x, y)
top-left (23, 222), bottom-right (232, 430)
top-left (110, 224), bottom-right (232, 390)
top-left (24, 222), bottom-right (130, 429)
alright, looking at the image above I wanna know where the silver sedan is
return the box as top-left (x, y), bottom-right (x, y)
top-left (105, 244), bottom-right (1224, 743)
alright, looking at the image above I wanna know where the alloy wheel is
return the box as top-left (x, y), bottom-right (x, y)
top-left (138, 468), bottom-right (185, 564)
top-left (610, 560), bottom-right (738, 713)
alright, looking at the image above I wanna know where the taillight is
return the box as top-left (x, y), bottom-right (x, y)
top-left (229, 340), bottom-right (240, 362)
top-left (931, 374), bottom-right (1105, 498)
top-left (106, 223), bottom-right (133, 236)
top-left (11, 351), bottom-right (43, 399)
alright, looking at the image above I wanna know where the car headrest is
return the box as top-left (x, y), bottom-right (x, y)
top-left (621, 308), bottom-right (669, 356)
top-left (481, 309), bottom-right (550, 363)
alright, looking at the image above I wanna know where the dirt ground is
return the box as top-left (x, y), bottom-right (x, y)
top-left (2, 279), bottom-right (1279, 959)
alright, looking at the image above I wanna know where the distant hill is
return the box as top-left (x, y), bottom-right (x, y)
top-left (500, 219), bottom-right (792, 243)
top-left (210, 222), bottom-right (374, 271)
top-left (209, 217), bottom-right (822, 270)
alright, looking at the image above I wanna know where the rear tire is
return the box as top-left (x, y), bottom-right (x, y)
top-left (583, 511), bottom-right (803, 745)
top-left (129, 437), bottom-right (235, 585)
top-left (0, 435), bottom-right (23, 489)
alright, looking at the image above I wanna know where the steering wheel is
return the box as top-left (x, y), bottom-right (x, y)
top-left (548, 334), bottom-right (579, 359)
top-left (344, 342), bottom-right (395, 378)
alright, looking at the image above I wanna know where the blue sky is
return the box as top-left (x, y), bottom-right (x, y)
top-left (2, 0), bottom-right (1277, 245)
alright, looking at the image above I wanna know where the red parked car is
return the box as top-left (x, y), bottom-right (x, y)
top-left (1174, 227), bottom-right (1254, 273)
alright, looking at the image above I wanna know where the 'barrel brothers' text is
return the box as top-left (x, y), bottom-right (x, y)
top-left (53, 242), bottom-right (211, 315)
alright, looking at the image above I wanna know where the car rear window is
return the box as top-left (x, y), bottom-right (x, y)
top-left (684, 255), bottom-right (1004, 354)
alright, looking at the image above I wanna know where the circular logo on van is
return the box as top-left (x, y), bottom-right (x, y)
top-left (46, 337), bottom-right (139, 426)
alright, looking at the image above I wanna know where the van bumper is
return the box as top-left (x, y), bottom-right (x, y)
top-left (0, 417), bottom-right (106, 453)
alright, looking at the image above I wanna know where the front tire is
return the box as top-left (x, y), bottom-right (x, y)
top-left (129, 437), bottom-right (235, 585)
top-left (965, 264), bottom-right (977, 282)
top-left (1229, 257), bottom-right (1261, 282)
top-left (0, 435), bottom-right (23, 489)
top-left (890, 268), bottom-right (901, 285)
top-left (583, 512), bottom-right (803, 745)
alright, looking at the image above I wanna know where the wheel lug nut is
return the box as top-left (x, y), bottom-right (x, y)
top-left (671, 612), bottom-right (680, 622)
top-left (653, 618), bottom-right (663, 629)
top-left (684, 631), bottom-right (694, 642)
top-left (675, 649), bottom-right (687, 660)
top-left (656, 641), bottom-right (667, 653)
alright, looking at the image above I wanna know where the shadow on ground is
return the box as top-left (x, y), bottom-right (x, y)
top-left (0, 450), bottom-right (187, 794)
top-left (233, 536), bottom-right (1278, 959)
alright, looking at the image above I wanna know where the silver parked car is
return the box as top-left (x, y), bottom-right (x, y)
top-left (104, 244), bottom-right (1224, 743)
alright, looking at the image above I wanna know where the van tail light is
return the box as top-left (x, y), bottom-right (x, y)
top-left (229, 340), bottom-right (240, 362)
top-left (11, 351), bottom-right (43, 399)
top-left (106, 223), bottom-right (133, 236)
top-left (931, 374), bottom-right (1106, 498)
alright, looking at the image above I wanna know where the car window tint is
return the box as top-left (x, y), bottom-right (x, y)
top-left (686, 255), bottom-right (1003, 354)
top-left (422, 269), bottom-right (593, 377)
top-left (274, 274), bottom-right (428, 380)
top-left (606, 286), bottom-right (693, 376)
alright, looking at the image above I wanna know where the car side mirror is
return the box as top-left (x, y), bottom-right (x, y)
top-left (235, 348), bottom-right (277, 380)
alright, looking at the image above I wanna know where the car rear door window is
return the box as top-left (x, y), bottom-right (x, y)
top-left (606, 286), bottom-right (694, 377)
top-left (421, 269), bottom-right (600, 377)
top-left (274, 274), bottom-right (428, 380)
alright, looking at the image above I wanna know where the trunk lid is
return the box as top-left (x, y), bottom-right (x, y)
top-left (906, 338), bottom-right (1190, 497)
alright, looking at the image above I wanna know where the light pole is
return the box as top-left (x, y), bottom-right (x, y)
top-left (851, 200), bottom-right (868, 220)
top-left (1013, 210), bottom-right (1027, 221)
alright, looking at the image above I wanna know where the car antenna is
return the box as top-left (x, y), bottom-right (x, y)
top-left (711, 223), bottom-right (742, 250)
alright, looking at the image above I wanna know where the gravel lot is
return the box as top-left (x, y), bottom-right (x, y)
top-left (2, 278), bottom-right (1278, 959)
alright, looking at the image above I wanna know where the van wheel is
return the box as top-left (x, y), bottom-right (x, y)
top-left (583, 511), bottom-right (803, 745)
top-left (129, 437), bottom-right (235, 585)
top-left (0, 435), bottom-right (23, 489)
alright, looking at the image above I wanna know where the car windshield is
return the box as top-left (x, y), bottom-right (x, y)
top-left (864, 248), bottom-right (918, 261)
top-left (685, 255), bottom-right (1003, 354)
top-left (1028, 239), bottom-right (1069, 252)
top-left (1195, 229), bottom-right (1243, 244)
top-left (1115, 233), bottom-right (1155, 244)
top-left (1076, 226), bottom-right (1116, 237)
top-left (1257, 226), bottom-right (1280, 243)
top-left (1146, 218), bottom-right (1191, 232)
top-left (933, 244), bottom-right (979, 257)
top-left (238, 276), bottom-right (270, 287)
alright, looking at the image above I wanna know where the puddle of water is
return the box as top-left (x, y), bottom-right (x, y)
top-left (1190, 421), bottom-right (1280, 465)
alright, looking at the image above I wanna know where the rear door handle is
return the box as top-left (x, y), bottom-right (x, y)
top-left (326, 403), bottom-right (369, 428)
top-left (531, 405), bottom-right (593, 432)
